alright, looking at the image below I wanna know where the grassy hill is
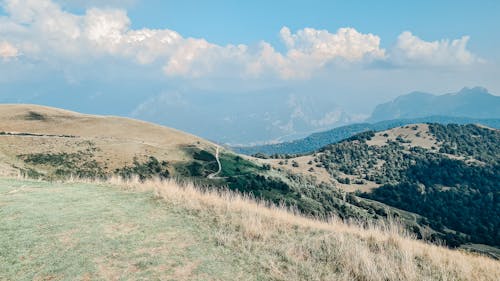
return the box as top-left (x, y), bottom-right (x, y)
top-left (0, 104), bottom-right (218, 179)
top-left (1, 177), bottom-right (499, 281)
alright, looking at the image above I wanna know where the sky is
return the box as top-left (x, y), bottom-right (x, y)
top-left (1, 0), bottom-right (499, 144)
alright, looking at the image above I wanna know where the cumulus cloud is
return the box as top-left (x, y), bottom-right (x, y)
top-left (0, 0), bottom-right (482, 78)
top-left (391, 31), bottom-right (479, 66)
top-left (0, 41), bottom-right (18, 59)
top-left (280, 27), bottom-right (385, 62)
top-left (276, 27), bottom-right (386, 78)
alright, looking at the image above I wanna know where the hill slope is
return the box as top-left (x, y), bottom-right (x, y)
top-left (1, 178), bottom-right (499, 281)
top-left (370, 87), bottom-right (500, 122)
top-left (0, 104), bottom-right (217, 178)
top-left (263, 123), bottom-right (500, 249)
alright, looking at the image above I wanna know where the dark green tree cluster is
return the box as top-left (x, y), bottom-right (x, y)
top-left (314, 123), bottom-right (499, 247)
top-left (363, 158), bottom-right (499, 246)
top-left (225, 171), bottom-right (393, 221)
top-left (115, 156), bottom-right (170, 181)
top-left (18, 147), bottom-right (106, 179)
top-left (429, 123), bottom-right (500, 164)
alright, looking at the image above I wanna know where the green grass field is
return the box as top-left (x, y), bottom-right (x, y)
top-left (1, 178), bottom-right (499, 281)
top-left (0, 178), bottom-right (258, 281)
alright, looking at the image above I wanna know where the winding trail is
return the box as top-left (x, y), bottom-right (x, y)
top-left (207, 146), bottom-right (222, 179)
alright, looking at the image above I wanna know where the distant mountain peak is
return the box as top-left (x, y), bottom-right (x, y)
top-left (369, 87), bottom-right (500, 122)
top-left (394, 91), bottom-right (434, 101)
top-left (453, 86), bottom-right (490, 96)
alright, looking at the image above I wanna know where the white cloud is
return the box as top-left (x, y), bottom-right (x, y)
top-left (0, 41), bottom-right (18, 59)
top-left (3, 0), bottom-right (61, 23)
top-left (280, 26), bottom-right (386, 62)
top-left (54, 0), bottom-right (138, 9)
top-left (84, 8), bottom-right (129, 44)
top-left (0, 0), bottom-right (482, 79)
top-left (391, 31), bottom-right (479, 66)
top-left (275, 27), bottom-right (386, 78)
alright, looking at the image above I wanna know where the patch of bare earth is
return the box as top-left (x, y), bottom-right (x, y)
top-left (171, 261), bottom-right (201, 281)
top-left (33, 274), bottom-right (62, 281)
top-left (334, 171), bottom-right (380, 193)
top-left (104, 223), bottom-right (139, 238)
top-left (57, 228), bottom-right (79, 248)
top-left (134, 232), bottom-right (193, 256)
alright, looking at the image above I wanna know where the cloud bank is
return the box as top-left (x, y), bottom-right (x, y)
top-left (391, 31), bottom-right (479, 66)
top-left (0, 0), bottom-right (483, 79)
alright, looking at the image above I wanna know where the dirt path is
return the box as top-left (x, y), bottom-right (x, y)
top-left (207, 146), bottom-right (222, 179)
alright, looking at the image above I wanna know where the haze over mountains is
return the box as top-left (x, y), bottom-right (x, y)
top-left (233, 116), bottom-right (500, 155)
top-left (132, 87), bottom-right (500, 145)
top-left (234, 87), bottom-right (500, 154)
top-left (131, 90), bottom-right (357, 145)
top-left (2, 86), bottom-right (498, 146)
top-left (370, 87), bottom-right (500, 122)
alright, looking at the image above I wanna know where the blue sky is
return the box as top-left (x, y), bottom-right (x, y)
top-left (0, 0), bottom-right (499, 144)
top-left (52, 0), bottom-right (500, 58)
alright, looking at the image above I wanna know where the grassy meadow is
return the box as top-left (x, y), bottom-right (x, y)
top-left (1, 177), bottom-right (499, 281)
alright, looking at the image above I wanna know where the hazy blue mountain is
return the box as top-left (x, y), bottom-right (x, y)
top-left (131, 90), bottom-right (360, 145)
top-left (232, 116), bottom-right (500, 155)
top-left (369, 87), bottom-right (500, 122)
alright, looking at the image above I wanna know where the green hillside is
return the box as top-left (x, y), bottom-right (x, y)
top-left (308, 123), bottom-right (500, 248)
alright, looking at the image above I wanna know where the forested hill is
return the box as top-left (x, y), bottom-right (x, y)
top-left (273, 123), bottom-right (499, 249)
top-left (232, 116), bottom-right (500, 156)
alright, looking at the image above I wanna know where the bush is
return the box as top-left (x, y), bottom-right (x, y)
top-left (115, 156), bottom-right (170, 180)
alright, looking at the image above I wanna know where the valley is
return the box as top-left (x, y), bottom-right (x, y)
top-left (2, 1), bottom-right (499, 279)
top-left (1, 104), bottom-right (499, 262)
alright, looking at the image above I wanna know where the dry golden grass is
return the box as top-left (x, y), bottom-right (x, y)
top-left (258, 155), bottom-right (379, 193)
top-left (0, 104), bottom-right (206, 144)
top-left (260, 155), bottom-right (333, 184)
top-left (366, 124), bottom-right (437, 149)
top-left (0, 104), bottom-right (217, 175)
top-left (60, 175), bottom-right (500, 281)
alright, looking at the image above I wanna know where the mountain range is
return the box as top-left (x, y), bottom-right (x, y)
top-left (370, 87), bottom-right (500, 122)
top-left (233, 116), bottom-right (500, 155)
top-left (234, 87), bottom-right (500, 155)
top-left (131, 90), bottom-right (358, 145)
